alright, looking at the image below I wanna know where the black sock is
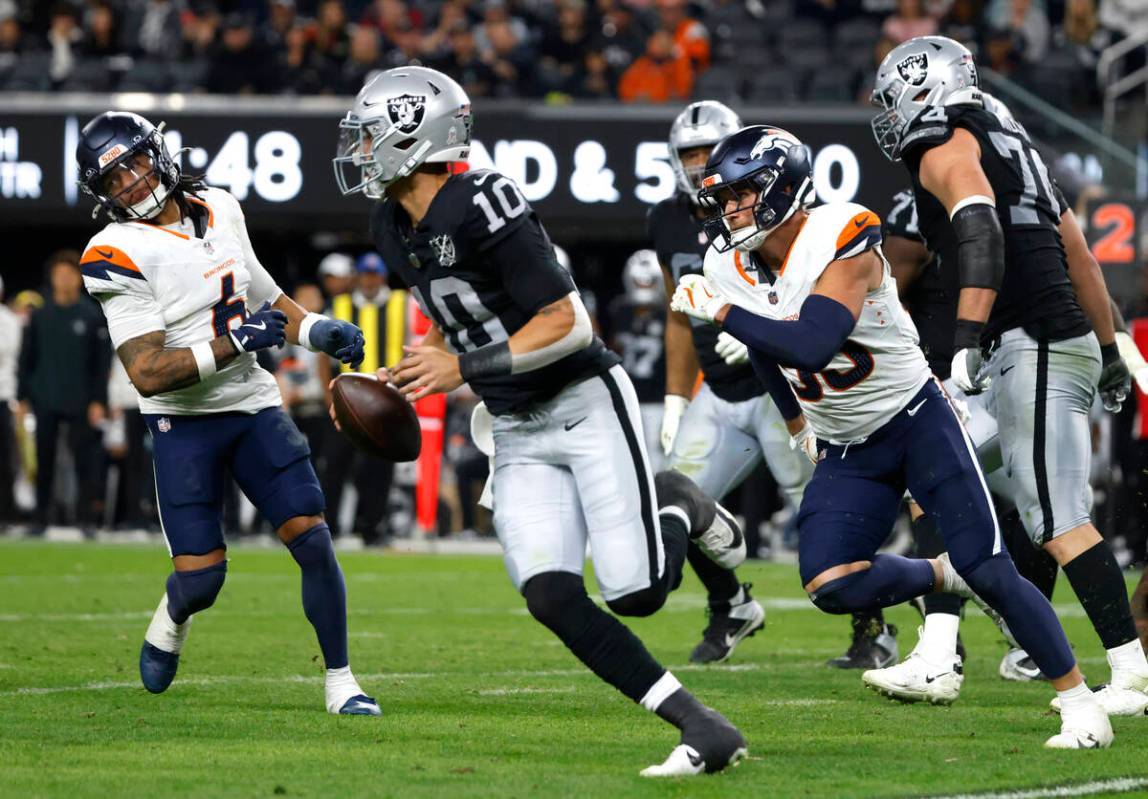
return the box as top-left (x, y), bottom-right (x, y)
top-left (912, 513), bottom-right (962, 616)
top-left (523, 572), bottom-right (666, 703)
top-left (1062, 541), bottom-right (1138, 650)
top-left (1002, 508), bottom-right (1058, 602)
top-left (687, 542), bottom-right (740, 609)
top-left (655, 687), bottom-right (710, 731)
top-left (660, 510), bottom-right (689, 595)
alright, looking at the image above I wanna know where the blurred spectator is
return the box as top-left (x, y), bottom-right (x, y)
top-left (882, 0), bottom-right (939, 44)
top-left (261, 0), bottom-right (298, 51)
top-left (987, 0), bottom-right (1050, 61)
top-left (315, 0), bottom-right (352, 70)
top-left (46, 2), bottom-right (80, 87)
top-left (939, 0), bottom-right (984, 52)
top-left (381, 17), bottom-right (427, 68)
top-left (205, 14), bottom-right (272, 94)
top-left (1058, 0), bottom-right (1106, 72)
top-left (279, 23), bottom-right (326, 94)
top-left (0, 276), bottom-right (19, 523)
top-left (481, 18), bottom-right (537, 97)
top-left (276, 283), bottom-right (329, 472)
top-left (474, 0), bottom-right (531, 54)
top-left (540, 0), bottom-right (592, 92)
top-left (81, 1), bottom-right (119, 58)
top-left (361, 0), bottom-right (424, 40)
top-left (336, 23), bottom-right (383, 93)
top-left (0, 4), bottom-right (30, 67)
top-left (125, 0), bottom-right (183, 60)
top-left (103, 356), bottom-right (151, 530)
top-left (568, 48), bottom-right (617, 99)
top-left (319, 253), bottom-right (409, 545)
top-left (618, 28), bottom-right (692, 103)
top-left (656, 0), bottom-right (709, 72)
top-left (983, 25), bottom-right (1025, 74)
top-left (16, 251), bottom-right (111, 535)
top-left (180, 4), bottom-right (221, 62)
top-left (432, 21), bottom-right (497, 97)
top-left (1099, 0), bottom-right (1148, 39)
top-left (318, 252), bottom-right (355, 299)
top-left (593, 0), bottom-right (646, 75)
top-left (421, 0), bottom-right (470, 59)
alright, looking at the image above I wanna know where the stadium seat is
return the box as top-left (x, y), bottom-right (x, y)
top-left (59, 59), bottom-right (114, 93)
top-left (742, 67), bottom-right (800, 104)
top-left (692, 66), bottom-right (744, 102)
top-left (805, 69), bottom-right (857, 103)
top-left (117, 59), bottom-right (172, 93)
top-left (3, 52), bottom-right (52, 91)
top-left (170, 60), bottom-right (209, 93)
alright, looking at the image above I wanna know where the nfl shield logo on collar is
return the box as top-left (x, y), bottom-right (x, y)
top-left (204, 240), bottom-right (214, 255)
top-left (768, 291), bottom-right (779, 305)
top-left (157, 417), bottom-right (171, 433)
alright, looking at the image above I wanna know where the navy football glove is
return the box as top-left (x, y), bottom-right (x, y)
top-left (308, 318), bottom-right (365, 366)
top-left (230, 302), bottom-right (288, 353)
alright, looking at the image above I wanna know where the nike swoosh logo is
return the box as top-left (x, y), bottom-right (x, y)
top-left (246, 321), bottom-right (267, 332)
top-left (347, 700), bottom-right (375, 711)
top-left (687, 750), bottom-right (704, 768)
top-left (924, 673), bottom-right (951, 683)
top-left (564, 417), bottom-right (587, 431)
top-left (724, 633), bottom-right (738, 648)
top-left (96, 247), bottom-right (114, 259)
top-left (1000, 365), bottom-right (1015, 376)
top-left (906, 398), bottom-right (928, 416)
top-left (854, 219), bottom-right (866, 228)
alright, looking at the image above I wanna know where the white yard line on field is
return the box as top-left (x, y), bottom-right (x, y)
top-left (927, 776), bottom-right (1148, 799)
top-left (0, 662), bottom-right (768, 697)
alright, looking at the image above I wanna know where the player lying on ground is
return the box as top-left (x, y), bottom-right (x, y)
top-left (870, 36), bottom-right (1148, 717)
top-left (334, 66), bottom-right (748, 776)
top-left (671, 124), bottom-right (1113, 749)
top-left (77, 111), bottom-right (378, 715)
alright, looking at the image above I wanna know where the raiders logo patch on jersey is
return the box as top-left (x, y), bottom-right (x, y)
top-left (430, 234), bottom-right (456, 267)
top-left (897, 53), bottom-right (928, 86)
top-left (387, 94), bottom-right (426, 134)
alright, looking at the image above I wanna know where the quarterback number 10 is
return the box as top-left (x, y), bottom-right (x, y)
top-left (472, 176), bottom-right (528, 234)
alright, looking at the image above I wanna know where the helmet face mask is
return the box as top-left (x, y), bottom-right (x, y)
top-left (668, 101), bottom-right (743, 204)
top-left (334, 66), bottom-right (472, 199)
top-left (77, 113), bottom-right (180, 222)
top-left (622, 249), bottom-right (664, 305)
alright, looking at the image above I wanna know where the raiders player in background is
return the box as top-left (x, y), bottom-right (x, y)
top-left (873, 36), bottom-right (1148, 715)
top-left (335, 67), bottom-right (748, 776)
top-left (652, 101), bottom-right (896, 669)
top-left (608, 249), bottom-right (668, 472)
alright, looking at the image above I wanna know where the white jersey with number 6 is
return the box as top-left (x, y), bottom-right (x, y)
top-left (704, 202), bottom-right (931, 444)
top-left (80, 187), bottom-right (283, 416)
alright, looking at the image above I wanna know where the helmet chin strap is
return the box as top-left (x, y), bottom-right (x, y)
top-left (730, 177), bottom-right (812, 253)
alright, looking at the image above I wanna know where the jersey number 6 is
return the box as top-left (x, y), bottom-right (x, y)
top-left (792, 339), bottom-right (874, 402)
top-left (211, 273), bottom-right (247, 338)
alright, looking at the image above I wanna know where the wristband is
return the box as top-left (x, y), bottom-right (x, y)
top-left (1100, 342), bottom-right (1120, 367)
top-left (953, 319), bottom-right (984, 352)
top-left (192, 341), bottom-right (218, 380)
top-left (298, 312), bottom-right (327, 353)
top-left (458, 341), bottom-right (512, 382)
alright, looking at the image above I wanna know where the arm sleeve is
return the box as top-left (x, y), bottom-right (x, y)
top-left (488, 216), bottom-right (577, 315)
top-left (747, 349), bottom-right (802, 421)
top-left (96, 290), bottom-right (167, 350)
top-left (721, 294), bottom-right (856, 373)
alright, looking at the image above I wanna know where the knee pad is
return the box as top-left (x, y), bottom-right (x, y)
top-left (606, 585), bottom-right (667, 618)
top-left (522, 571), bottom-right (589, 631)
top-left (808, 571), bottom-right (868, 615)
top-left (166, 560), bottom-right (227, 621)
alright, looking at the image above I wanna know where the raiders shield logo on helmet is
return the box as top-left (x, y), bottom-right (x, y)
top-left (897, 53), bottom-right (929, 86)
top-left (387, 94), bottom-right (426, 134)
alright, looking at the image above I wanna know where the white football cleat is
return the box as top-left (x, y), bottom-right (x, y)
top-left (641, 743), bottom-right (747, 777)
top-left (1045, 695), bottom-right (1113, 749)
top-left (1050, 671), bottom-right (1148, 717)
top-left (999, 648), bottom-right (1045, 682)
top-left (862, 630), bottom-right (964, 705)
top-left (690, 502), bottom-right (746, 570)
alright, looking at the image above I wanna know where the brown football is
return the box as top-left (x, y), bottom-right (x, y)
top-left (331, 374), bottom-right (422, 462)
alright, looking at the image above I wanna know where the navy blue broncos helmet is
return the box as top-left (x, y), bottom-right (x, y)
top-left (698, 125), bottom-right (815, 253)
top-left (77, 111), bottom-right (181, 222)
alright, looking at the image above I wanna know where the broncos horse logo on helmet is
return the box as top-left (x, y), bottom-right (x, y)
top-left (697, 125), bottom-right (815, 254)
top-left (76, 111), bottom-right (182, 222)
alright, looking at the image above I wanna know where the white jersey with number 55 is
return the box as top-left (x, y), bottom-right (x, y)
top-left (80, 187), bottom-right (283, 416)
top-left (704, 202), bottom-right (931, 443)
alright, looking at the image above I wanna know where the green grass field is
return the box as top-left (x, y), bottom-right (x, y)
top-left (1, 540), bottom-right (1147, 799)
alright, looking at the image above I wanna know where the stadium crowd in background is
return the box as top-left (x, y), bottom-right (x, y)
top-left (0, 0), bottom-right (1144, 109)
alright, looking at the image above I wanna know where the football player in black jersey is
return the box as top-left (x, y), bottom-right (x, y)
top-left (608, 249), bottom-right (668, 471)
top-left (334, 67), bottom-right (747, 776)
top-left (653, 101), bottom-right (895, 669)
top-left (873, 37), bottom-right (1148, 716)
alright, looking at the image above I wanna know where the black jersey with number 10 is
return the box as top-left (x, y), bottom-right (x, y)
top-left (370, 169), bottom-right (617, 415)
top-left (901, 103), bottom-right (1090, 344)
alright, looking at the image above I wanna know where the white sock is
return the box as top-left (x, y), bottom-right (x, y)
top-left (727, 585), bottom-right (746, 607)
top-left (1106, 638), bottom-right (1148, 676)
top-left (639, 671), bottom-right (682, 713)
top-left (1056, 681), bottom-right (1094, 712)
top-left (144, 594), bottom-right (191, 654)
top-left (325, 665), bottom-right (363, 713)
top-left (917, 612), bottom-right (960, 664)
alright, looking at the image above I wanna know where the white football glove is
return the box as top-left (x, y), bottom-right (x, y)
top-left (789, 423), bottom-right (819, 465)
top-left (950, 347), bottom-right (990, 395)
top-left (661, 394), bottom-right (690, 457)
top-left (670, 274), bottom-right (727, 325)
top-left (1116, 331), bottom-right (1148, 395)
top-left (715, 331), bottom-right (749, 365)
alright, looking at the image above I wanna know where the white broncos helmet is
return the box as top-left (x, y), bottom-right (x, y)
top-left (871, 35), bottom-right (981, 162)
top-left (334, 66), bottom-right (472, 199)
top-left (623, 249), bottom-right (664, 306)
top-left (668, 100), bottom-right (742, 204)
